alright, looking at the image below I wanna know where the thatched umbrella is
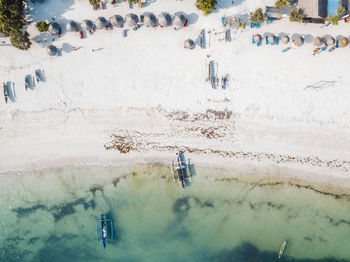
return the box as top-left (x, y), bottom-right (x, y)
top-left (158, 13), bottom-right (172, 27)
top-left (81, 19), bottom-right (95, 31)
top-left (95, 17), bottom-right (107, 29)
top-left (46, 45), bottom-right (58, 56)
top-left (339, 37), bottom-right (349, 47)
top-left (110, 15), bottom-right (123, 27)
top-left (144, 13), bottom-right (157, 27)
top-left (325, 36), bottom-right (335, 46)
top-left (125, 13), bottom-right (139, 27)
top-left (293, 35), bottom-right (304, 47)
top-left (66, 21), bottom-right (79, 32)
top-left (48, 22), bottom-right (61, 35)
top-left (313, 36), bottom-right (324, 46)
top-left (267, 34), bottom-right (276, 44)
top-left (184, 39), bottom-right (195, 49)
top-left (253, 34), bottom-right (262, 43)
top-left (173, 14), bottom-right (186, 27)
top-left (280, 35), bottom-right (290, 44)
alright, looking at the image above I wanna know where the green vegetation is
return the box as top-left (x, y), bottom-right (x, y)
top-left (195, 0), bottom-right (217, 16)
top-left (0, 0), bottom-right (32, 50)
top-left (289, 8), bottom-right (304, 22)
top-left (275, 0), bottom-right (290, 10)
top-left (36, 21), bottom-right (49, 32)
top-left (240, 21), bottom-right (246, 29)
top-left (10, 30), bottom-right (31, 50)
top-left (89, 0), bottom-right (100, 6)
top-left (128, 0), bottom-right (139, 4)
top-left (328, 7), bottom-right (347, 25)
top-left (249, 8), bottom-right (264, 24)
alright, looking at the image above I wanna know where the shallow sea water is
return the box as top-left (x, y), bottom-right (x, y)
top-left (0, 163), bottom-right (350, 262)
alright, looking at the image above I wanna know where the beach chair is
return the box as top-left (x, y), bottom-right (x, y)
top-left (252, 36), bottom-right (255, 44)
top-left (335, 40), bottom-right (339, 48)
top-left (257, 41), bottom-right (261, 46)
top-left (255, 22), bottom-right (260, 28)
top-left (250, 22), bottom-right (254, 28)
top-left (265, 36), bottom-right (269, 45)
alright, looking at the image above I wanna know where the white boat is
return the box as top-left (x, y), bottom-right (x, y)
top-left (278, 240), bottom-right (287, 259)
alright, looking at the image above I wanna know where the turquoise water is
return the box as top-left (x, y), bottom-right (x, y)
top-left (0, 164), bottom-right (350, 261)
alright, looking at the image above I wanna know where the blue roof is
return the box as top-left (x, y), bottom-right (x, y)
top-left (328, 0), bottom-right (340, 16)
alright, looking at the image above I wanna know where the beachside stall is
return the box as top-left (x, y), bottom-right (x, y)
top-left (95, 17), bottom-right (108, 29)
top-left (280, 35), bottom-right (290, 44)
top-left (144, 13), bottom-right (157, 27)
top-left (173, 14), bottom-right (187, 27)
top-left (313, 36), bottom-right (324, 46)
top-left (293, 35), bottom-right (304, 47)
top-left (338, 36), bottom-right (349, 47)
top-left (267, 33), bottom-right (276, 44)
top-left (184, 39), bottom-right (195, 49)
top-left (66, 21), bottom-right (79, 32)
top-left (46, 45), bottom-right (58, 56)
top-left (110, 15), bottom-right (124, 28)
top-left (125, 13), bottom-right (139, 27)
top-left (48, 22), bottom-right (61, 35)
top-left (253, 34), bottom-right (262, 44)
top-left (81, 19), bottom-right (95, 31)
top-left (158, 13), bottom-right (172, 27)
top-left (325, 36), bottom-right (335, 46)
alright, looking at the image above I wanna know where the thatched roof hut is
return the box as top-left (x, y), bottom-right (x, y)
top-left (66, 21), bottom-right (79, 32)
top-left (46, 45), bottom-right (58, 56)
top-left (184, 39), bottom-right (195, 49)
top-left (125, 13), bottom-right (139, 27)
top-left (110, 15), bottom-right (124, 27)
top-left (48, 22), bottom-right (61, 35)
top-left (95, 17), bottom-right (108, 29)
top-left (158, 13), bottom-right (172, 27)
top-left (293, 35), bottom-right (305, 47)
top-left (173, 14), bottom-right (186, 27)
top-left (267, 34), bottom-right (276, 44)
top-left (280, 35), bottom-right (290, 44)
top-left (313, 36), bottom-right (324, 46)
top-left (144, 13), bottom-right (157, 27)
top-left (253, 34), bottom-right (262, 43)
top-left (339, 37), bottom-right (349, 47)
top-left (325, 36), bottom-right (335, 46)
top-left (81, 19), bottom-right (95, 31)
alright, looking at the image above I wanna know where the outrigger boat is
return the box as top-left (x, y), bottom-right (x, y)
top-left (171, 151), bottom-right (194, 189)
top-left (278, 240), bottom-right (287, 259)
top-left (96, 214), bottom-right (114, 250)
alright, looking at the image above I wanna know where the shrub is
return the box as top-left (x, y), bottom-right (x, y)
top-left (329, 15), bottom-right (339, 25)
top-left (289, 8), bottom-right (304, 22)
top-left (89, 0), bottom-right (100, 6)
top-left (128, 0), bottom-right (139, 4)
top-left (337, 7), bottom-right (346, 16)
top-left (195, 0), bottom-right (217, 16)
top-left (240, 22), bottom-right (246, 29)
top-left (249, 8), bottom-right (264, 24)
top-left (10, 30), bottom-right (31, 50)
top-left (36, 21), bottom-right (49, 32)
top-left (275, 0), bottom-right (291, 10)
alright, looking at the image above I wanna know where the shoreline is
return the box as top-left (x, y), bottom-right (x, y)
top-left (1, 152), bottom-right (350, 200)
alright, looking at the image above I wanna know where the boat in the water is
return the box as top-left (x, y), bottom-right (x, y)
top-left (171, 151), bottom-right (194, 188)
top-left (96, 214), bottom-right (114, 250)
top-left (278, 240), bottom-right (287, 259)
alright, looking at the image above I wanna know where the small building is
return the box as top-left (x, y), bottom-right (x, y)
top-left (298, 0), bottom-right (327, 18)
top-left (144, 13), bottom-right (157, 27)
top-left (46, 45), bottom-right (58, 56)
top-left (158, 13), bottom-right (172, 27)
top-left (110, 15), bottom-right (124, 28)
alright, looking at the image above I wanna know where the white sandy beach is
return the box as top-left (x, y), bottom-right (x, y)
top-left (0, 0), bottom-right (350, 191)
